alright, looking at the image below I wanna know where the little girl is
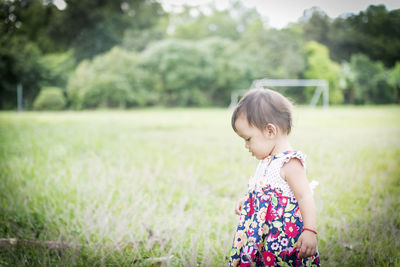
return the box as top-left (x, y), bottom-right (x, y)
top-left (229, 88), bottom-right (320, 266)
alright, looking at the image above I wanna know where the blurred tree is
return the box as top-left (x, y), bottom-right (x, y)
top-left (0, 0), bottom-right (60, 109)
top-left (338, 62), bottom-right (357, 104)
top-left (140, 39), bottom-right (214, 106)
top-left (39, 50), bottom-right (76, 89)
top-left (239, 22), bottom-right (306, 80)
top-left (389, 62), bottom-right (400, 103)
top-left (50, 0), bottom-right (166, 60)
top-left (122, 15), bottom-right (168, 52)
top-left (342, 5), bottom-right (400, 67)
top-left (304, 41), bottom-right (342, 104)
top-left (238, 21), bottom-right (308, 103)
top-left (168, 1), bottom-right (261, 41)
top-left (171, 8), bottom-right (240, 40)
top-left (326, 17), bottom-right (361, 62)
top-left (67, 47), bottom-right (150, 109)
top-left (301, 5), bottom-right (400, 67)
top-left (198, 37), bottom-right (254, 105)
top-left (0, 0), bottom-right (61, 53)
top-left (301, 7), bottom-right (331, 45)
top-left (139, 37), bottom-right (254, 106)
top-left (0, 36), bottom-right (44, 109)
top-left (33, 86), bottom-right (66, 110)
top-left (346, 54), bottom-right (394, 104)
top-left (0, 0), bottom-right (166, 109)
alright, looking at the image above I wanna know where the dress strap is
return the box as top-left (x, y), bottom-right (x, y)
top-left (278, 150), bottom-right (307, 170)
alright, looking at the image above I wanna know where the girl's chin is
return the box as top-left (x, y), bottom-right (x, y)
top-left (254, 154), bottom-right (269, 160)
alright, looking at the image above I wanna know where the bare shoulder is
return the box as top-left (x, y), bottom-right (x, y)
top-left (280, 158), bottom-right (306, 182)
top-left (281, 158), bottom-right (310, 199)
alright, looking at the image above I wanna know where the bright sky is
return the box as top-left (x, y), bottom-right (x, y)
top-left (160, 0), bottom-right (400, 28)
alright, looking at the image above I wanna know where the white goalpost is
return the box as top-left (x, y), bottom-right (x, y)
top-left (229, 79), bottom-right (329, 108)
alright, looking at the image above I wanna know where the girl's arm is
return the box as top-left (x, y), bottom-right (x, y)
top-left (281, 158), bottom-right (318, 258)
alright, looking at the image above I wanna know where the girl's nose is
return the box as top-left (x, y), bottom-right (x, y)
top-left (245, 142), bottom-right (249, 149)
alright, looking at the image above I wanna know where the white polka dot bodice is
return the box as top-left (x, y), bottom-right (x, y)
top-left (247, 151), bottom-right (306, 197)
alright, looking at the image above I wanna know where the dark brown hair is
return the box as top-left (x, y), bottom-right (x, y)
top-left (231, 88), bottom-right (293, 134)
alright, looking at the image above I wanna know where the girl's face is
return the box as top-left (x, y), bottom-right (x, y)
top-left (234, 115), bottom-right (275, 160)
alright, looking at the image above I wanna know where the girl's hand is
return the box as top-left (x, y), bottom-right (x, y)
top-left (234, 196), bottom-right (247, 215)
top-left (296, 230), bottom-right (318, 258)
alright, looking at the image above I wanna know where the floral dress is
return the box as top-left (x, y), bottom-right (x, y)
top-left (229, 151), bottom-right (320, 266)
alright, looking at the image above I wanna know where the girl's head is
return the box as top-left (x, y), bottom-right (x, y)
top-left (231, 88), bottom-right (293, 159)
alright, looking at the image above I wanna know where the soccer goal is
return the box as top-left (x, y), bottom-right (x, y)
top-left (229, 79), bottom-right (329, 108)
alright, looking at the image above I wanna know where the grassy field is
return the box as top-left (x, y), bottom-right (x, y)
top-left (0, 106), bottom-right (399, 266)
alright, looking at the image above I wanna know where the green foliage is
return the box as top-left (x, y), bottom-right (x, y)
top-left (33, 87), bottom-right (66, 110)
top-left (347, 6), bottom-right (400, 67)
top-left (338, 62), bottom-right (356, 104)
top-left (302, 7), bottom-right (331, 44)
top-left (50, 0), bottom-right (166, 60)
top-left (39, 50), bottom-right (76, 89)
top-left (239, 23), bottom-right (306, 81)
top-left (67, 47), bottom-right (151, 109)
top-left (122, 16), bottom-right (168, 52)
top-left (198, 37), bottom-right (254, 105)
top-left (389, 62), bottom-right (400, 103)
top-left (303, 5), bottom-right (400, 67)
top-left (171, 8), bottom-right (240, 40)
top-left (0, 0), bottom-right (72, 109)
top-left (0, 0), bottom-right (61, 53)
top-left (140, 39), bottom-right (214, 106)
top-left (304, 41), bottom-right (342, 104)
top-left (70, 39), bottom-right (247, 108)
top-left (343, 54), bottom-right (394, 104)
top-left (1, 1), bottom-right (400, 109)
top-left (0, 36), bottom-right (44, 109)
top-left (0, 0), bottom-right (166, 109)
top-left (236, 22), bottom-right (309, 103)
top-left (140, 37), bottom-right (254, 106)
top-left (169, 2), bottom-right (261, 41)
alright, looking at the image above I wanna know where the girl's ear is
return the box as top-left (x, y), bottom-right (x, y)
top-left (264, 123), bottom-right (277, 138)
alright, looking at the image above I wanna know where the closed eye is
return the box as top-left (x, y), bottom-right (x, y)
top-left (245, 137), bottom-right (251, 142)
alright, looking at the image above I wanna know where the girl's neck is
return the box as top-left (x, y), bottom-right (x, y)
top-left (270, 135), bottom-right (292, 156)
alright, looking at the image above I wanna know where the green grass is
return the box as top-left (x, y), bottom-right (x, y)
top-left (0, 106), bottom-right (399, 266)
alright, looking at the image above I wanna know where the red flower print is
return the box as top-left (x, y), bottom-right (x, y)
top-left (266, 231), bottom-right (279, 242)
top-left (248, 195), bottom-right (255, 217)
top-left (315, 255), bottom-right (320, 265)
top-left (262, 251), bottom-right (275, 266)
top-left (261, 194), bottom-right (271, 202)
top-left (275, 189), bottom-right (283, 197)
top-left (280, 247), bottom-right (296, 259)
top-left (294, 207), bottom-right (300, 216)
top-left (284, 221), bottom-right (299, 238)
top-left (247, 228), bottom-right (254, 236)
top-left (279, 196), bottom-right (288, 206)
top-left (294, 207), bottom-right (303, 222)
top-left (262, 185), bottom-right (270, 192)
top-left (265, 204), bottom-right (276, 222)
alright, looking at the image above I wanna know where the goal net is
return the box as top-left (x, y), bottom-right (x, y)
top-left (229, 79), bottom-right (329, 108)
